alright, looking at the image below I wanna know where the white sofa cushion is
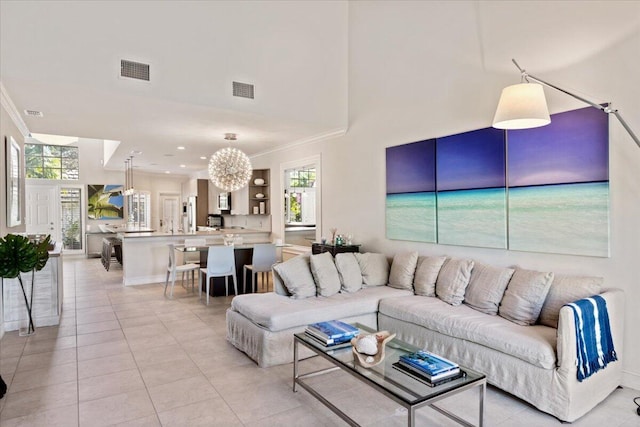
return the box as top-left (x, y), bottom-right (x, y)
top-left (435, 258), bottom-right (474, 306)
top-left (231, 286), bottom-right (413, 332)
top-left (538, 274), bottom-right (603, 328)
top-left (413, 256), bottom-right (447, 296)
top-left (464, 262), bottom-right (515, 315)
top-left (355, 253), bottom-right (390, 286)
top-left (388, 251), bottom-right (418, 290)
top-left (272, 254), bottom-right (316, 299)
top-left (499, 268), bottom-right (554, 326)
top-left (335, 253), bottom-right (363, 293)
top-left (310, 252), bottom-right (341, 297)
top-left (378, 295), bottom-right (557, 369)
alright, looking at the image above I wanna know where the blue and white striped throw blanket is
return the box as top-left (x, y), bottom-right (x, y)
top-left (566, 295), bottom-right (617, 382)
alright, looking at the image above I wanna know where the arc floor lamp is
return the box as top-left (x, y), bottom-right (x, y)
top-left (493, 59), bottom-right (640, 149)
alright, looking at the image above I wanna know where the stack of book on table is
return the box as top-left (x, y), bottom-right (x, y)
top-left (305, 320), bottom-right (360, 349)
top-left (393, 350), bottom-right (463, 387)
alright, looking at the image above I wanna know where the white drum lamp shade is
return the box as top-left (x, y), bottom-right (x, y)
top-left (493, 83), bottom-right (551, 130)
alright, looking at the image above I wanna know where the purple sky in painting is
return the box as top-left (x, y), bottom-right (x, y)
top-left (508, 107), bottom-right (609, 187)
top-left (386, 139), bottom-right (436, 194)
top-left (436, 127), bottom-right (506, 191)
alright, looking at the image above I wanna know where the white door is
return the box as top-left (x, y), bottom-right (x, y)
top-left (25, 184), bottom-right (59, 240)
top-left (160, 194), bottom-right (180, 232)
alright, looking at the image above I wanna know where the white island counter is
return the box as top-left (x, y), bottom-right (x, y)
top-left (116, 228), bottom-right (271, 286)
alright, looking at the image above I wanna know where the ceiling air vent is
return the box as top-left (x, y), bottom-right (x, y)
top-left (121, 59), bottom-right (150, 81)
top-left (233, 81), bottom-right (254, 99)
top-left (24, 110), bottom-right (44, 117)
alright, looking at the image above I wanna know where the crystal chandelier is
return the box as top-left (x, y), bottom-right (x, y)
top-left (208, 133), bottom-right (252, 192)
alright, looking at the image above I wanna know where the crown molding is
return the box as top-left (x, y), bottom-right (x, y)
top-left (0, 82), bottom-right (30, 137)
top-left (250, 127), bottom-right (347, 159)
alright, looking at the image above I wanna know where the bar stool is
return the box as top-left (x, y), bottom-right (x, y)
top-left (101, 237), bottom-right (122, 271)
top-left (200, 245), bottom-right (237, 304)
top-left (164, 243), bottom-right (200, 298)
top-left (243, 243), bottom-right (277, 293)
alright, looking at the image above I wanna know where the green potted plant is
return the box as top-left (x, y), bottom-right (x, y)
top-left (0, 234), bottom-right (51, 335)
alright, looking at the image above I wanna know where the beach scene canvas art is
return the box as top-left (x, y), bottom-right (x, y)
top-left (436, 127), bottom-right (507, 249)
top-left (385, 106), bottom-right (609, 257)
top-left (508, 107), bottom-right (609, 257)
top-left (386, 139), bottom-right (437, 242)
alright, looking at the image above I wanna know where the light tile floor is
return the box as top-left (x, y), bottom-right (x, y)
top-left (0, 256), bottom-right (639, 426)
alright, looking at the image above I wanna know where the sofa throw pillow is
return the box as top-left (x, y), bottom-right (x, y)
top-left (464, 262), bottom-right (515, 315)
top-left (499, 268), bottom-right (554, 326)
top-left (354, 253), bottom-right (390, 287)
top-left (335, 253), bottom-right (363, 293)
top-left (538, 274), bottom-right (603, 328)
top-left (413, 256), bottom-right (447, 296)
top-left (388, 252), bottom-right (419, 290)
top-left (272, 268), bottom-right (291, 296)
top-left (310, 252), bottom-right (341, 297)
top-left (272, 254), bottom-right (317, 299)
top-left (435, 258), bottom-right (474, 306)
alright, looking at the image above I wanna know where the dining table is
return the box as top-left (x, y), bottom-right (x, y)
top-left (174, 243), bottom-right (289, 297)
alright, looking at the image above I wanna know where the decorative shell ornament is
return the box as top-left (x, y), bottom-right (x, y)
top-left (351, 331), bottom-right (396, 368)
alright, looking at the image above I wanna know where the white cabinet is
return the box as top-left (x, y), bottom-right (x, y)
top-left (231, 186), bottom-right (249, 215)
top-left (2, 246), bottom-right (63, 331)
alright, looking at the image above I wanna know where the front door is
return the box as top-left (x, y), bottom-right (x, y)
top-left (25, 184), bottom-right (58, 241)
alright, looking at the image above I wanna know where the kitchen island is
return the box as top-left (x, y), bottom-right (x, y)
top-left (114, 228), bottom-right (271, 286)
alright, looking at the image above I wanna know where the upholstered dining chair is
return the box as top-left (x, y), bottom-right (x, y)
top-left (164, 243), bottom-right (200, 298)
top-left (243, 243), bottom-right (277, 293)
top-left (200, 245), bottom-right (237, 304)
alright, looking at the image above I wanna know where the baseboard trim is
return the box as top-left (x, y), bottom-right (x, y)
top-left (622, 370), bottom-right (640, 391)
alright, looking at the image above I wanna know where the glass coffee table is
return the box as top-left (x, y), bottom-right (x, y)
top-left (293, 324), bottom-right (485, 427)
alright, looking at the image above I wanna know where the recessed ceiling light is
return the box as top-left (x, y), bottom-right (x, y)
top-left (177, 146), bottom-right (185, 150)
top-left (131, 150), bottom-right (143, 155)
top-left (165, 171), bottom-right (171, 174)
top-left (200, 156), bottom-right (207, 160)
top-left (180, 164), bottom-right (186, 168)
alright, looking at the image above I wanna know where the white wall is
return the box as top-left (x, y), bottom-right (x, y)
top-left (251, 3), bottom-right (640, 388)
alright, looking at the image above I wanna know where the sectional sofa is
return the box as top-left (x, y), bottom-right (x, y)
top-left (226, 251), bottom-right (624, 422)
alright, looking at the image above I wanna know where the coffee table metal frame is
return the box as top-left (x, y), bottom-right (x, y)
top-left (293, 326), bottom-right (485, 427)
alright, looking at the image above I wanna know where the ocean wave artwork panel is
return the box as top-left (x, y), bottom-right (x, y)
top-left (386, 192), bottom-right (436, 243)
top-left (508, 182), bottom-right (609, 257)
top-left (437, 188), bottom-right (507, 249)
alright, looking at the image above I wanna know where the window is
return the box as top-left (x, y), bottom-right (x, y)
top-left (285, 166), bottom-right (316, 224)
top-left (127, 192), bottom-right (151, 228)
top-left (25, 144), bottom-right (79, 180)
top-left (60, 187), bottom-right (82, 251)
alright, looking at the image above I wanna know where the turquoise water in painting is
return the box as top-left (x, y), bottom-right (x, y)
top-left (386, 182), bottom-right (609, 256)
top-left (437, 188), bottom-right (507, 249)
top-left (509, 182), bottom-right (609, 257)
top-left (386, 192), bottom-right (436, 243)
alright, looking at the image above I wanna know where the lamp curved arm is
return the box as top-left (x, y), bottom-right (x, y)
top-left (511, 59), bottom-right (640, 149)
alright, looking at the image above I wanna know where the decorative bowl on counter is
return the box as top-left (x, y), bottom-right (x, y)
top-left (254, 178), bottom-right (265, 185)
top-left (255, 193), bottom-right (265, 199)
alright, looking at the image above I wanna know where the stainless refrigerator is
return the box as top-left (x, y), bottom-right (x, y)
top-left (185, 196), bottom-right (197, 233)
